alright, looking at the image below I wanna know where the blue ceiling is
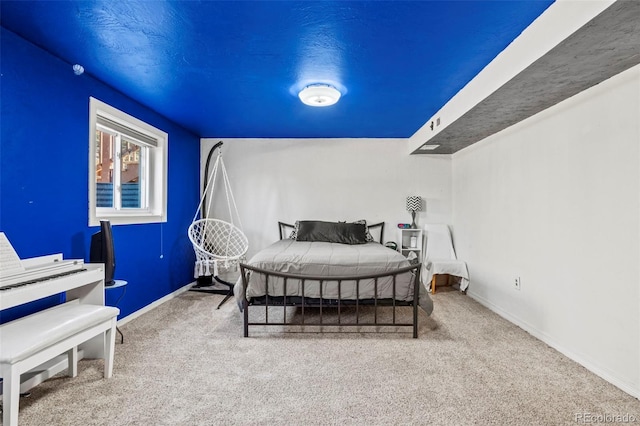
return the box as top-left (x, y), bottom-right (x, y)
top-left (1, 1), bottom-right (553, 139)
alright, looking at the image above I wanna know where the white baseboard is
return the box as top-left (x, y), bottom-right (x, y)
top-left (117, 281), bottom-right (195, 326)
top-left (467, 290), bottom-right (640, 400)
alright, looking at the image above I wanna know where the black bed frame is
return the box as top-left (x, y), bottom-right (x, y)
top-left (239, 222), bottom-right (422, 338)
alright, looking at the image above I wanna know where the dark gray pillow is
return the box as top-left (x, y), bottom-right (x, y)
top-left (295, 220), bottom-right (368, 245)
top-left (353, 219), bottom-right (375, 242)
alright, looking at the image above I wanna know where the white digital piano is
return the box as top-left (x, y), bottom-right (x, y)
top-left (0, 232), bottom-right (108, 394)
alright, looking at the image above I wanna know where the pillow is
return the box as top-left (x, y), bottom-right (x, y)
top-left (289, 221), bottom-right (299, 239)
top-left (290, 220), bottom-right (376, 242)
top-left (295, 220), bottom-right (368, 245)
top-left (353, 219), bottom-right (375, 242)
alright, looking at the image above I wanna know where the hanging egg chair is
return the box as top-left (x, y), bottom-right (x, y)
top-left (188, 141), bottom-right (248, 281)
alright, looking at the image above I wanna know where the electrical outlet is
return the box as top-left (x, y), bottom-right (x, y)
top-left (514, 277), bottom-right (521, 290)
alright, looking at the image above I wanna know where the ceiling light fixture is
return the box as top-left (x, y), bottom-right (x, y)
top-left (420, 144), bottom-right (440, 151)
top-left (298, 84), bottom-right (341, 107)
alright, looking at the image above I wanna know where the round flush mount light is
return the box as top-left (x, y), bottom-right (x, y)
top-left (298, 84), bottom-right (341, 107)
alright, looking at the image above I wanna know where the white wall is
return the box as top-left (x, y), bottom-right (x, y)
top-left (199, 138), bottom-right (451, 257)
top-left (452, 65), bottom-right (640, 397)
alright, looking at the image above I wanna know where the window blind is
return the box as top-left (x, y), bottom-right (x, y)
top-left (97, 115), bottom-right (158, 147)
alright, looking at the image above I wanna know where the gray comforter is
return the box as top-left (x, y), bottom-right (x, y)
top-left (234, 239), bottom-right (433, 314)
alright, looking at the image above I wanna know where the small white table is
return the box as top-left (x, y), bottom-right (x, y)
top-left (105, 279), bottom-right (127, 343)
top-left (398, 228), bottom-right (423, 260)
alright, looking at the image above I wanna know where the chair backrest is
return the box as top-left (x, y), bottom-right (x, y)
top-left (188, 218), bottom-right (248, 260)
top-left (424, 224), bottom-right (457, 260)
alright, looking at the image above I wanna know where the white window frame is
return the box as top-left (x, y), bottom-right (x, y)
top-left (95, 126), bottom-right (149, 211)
top-left (89, 97), bottom-right (167, 226)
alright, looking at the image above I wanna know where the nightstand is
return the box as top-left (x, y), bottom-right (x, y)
top-left (399, 228), bottom-right (423, 260)
top-left (105, 279), bottom-right (127, 344)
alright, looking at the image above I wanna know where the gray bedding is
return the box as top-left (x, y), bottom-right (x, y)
top-left (234, 239), bottom-right (433, 314)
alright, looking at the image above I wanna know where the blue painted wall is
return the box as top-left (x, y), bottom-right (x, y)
top-left (0, 28), bottom-right (199, 323)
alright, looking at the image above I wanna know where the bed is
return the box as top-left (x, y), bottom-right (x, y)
top-left (234, 220), bottom-right (433, 337)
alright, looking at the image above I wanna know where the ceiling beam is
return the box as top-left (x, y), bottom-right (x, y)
top-left (410, 0), bottom-right (639, 155)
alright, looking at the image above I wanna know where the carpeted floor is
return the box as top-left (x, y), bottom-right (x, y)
top-left (11, 288), bottom-right (640, 425)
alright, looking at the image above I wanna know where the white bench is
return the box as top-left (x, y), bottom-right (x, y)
top-left (1, 302), bottom-right (119, 426)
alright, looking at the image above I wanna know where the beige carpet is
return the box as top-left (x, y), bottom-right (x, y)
top-left (12, 289), bottom-right (640, 425)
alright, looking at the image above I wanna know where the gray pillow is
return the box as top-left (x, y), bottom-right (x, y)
top-left (295, 220), bottom-right (368, 245)
top-left (353, 219), bottom-right (375, 242)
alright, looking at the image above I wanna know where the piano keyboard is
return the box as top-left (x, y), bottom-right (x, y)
top-left (0, 268), bottom-right (88, 291)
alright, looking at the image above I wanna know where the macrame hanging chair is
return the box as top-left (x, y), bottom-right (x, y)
top-left (188, 142), bottom-right (248, 279)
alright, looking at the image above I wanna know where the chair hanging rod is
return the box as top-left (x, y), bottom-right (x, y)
top-left (202, 141), bottom-right (223, 219)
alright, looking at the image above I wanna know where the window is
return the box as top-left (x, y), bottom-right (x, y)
top-left (89, 97), bottom-right (167, 226)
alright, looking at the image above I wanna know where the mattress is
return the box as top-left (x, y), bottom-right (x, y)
top-left (234, 239), bottom-right (433, 314)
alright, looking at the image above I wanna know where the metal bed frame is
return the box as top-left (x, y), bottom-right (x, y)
top-left (239, 222), bottom-right (422, 338)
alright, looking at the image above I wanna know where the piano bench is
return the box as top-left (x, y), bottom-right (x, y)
top-left (0, 302), bottom-right (119, 426)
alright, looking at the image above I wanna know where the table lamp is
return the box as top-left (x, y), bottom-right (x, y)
top-left (406, 196), bottom-right (422, 229)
